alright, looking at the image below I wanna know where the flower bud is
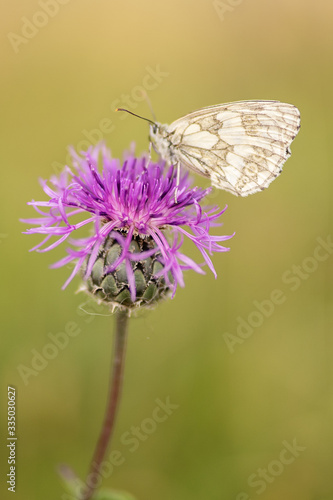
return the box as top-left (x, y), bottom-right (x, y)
top-left (84, 232), bottom-right (173, 310)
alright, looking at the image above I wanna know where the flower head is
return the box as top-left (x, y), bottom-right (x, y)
top-left (22, 144), bottom-right (233, 310)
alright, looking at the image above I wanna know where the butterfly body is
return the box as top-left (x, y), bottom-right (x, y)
top-left (149, 100), bottom-right (301, 196)
top-left (150, 122), bottom-right (211, 178)
top-left (149, 123), bottom-right (177, 167)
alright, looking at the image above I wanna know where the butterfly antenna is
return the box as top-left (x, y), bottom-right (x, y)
top-left (115, 108), bottom-right (156, 126)
top-left (141, 90), bottom-right (157, 122)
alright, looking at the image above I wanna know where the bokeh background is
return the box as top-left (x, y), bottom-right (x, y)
top-left (1, 0), bottom-right (333, 499)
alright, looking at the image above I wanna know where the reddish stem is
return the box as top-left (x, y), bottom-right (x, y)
top-left (82, 309), bottom-right (129, 500)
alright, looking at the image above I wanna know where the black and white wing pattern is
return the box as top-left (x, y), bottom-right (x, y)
top-left (150, 100), bottom-right (300, 196)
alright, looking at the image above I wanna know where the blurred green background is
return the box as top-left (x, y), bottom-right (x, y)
top-left (1, 0), bottom-right (333, 499)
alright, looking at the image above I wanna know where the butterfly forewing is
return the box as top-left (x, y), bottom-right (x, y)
top-left (153, 100), bottom-right (300, 196)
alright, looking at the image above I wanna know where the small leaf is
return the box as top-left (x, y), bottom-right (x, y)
top-left (92, 489), bottom-right (137, 500)
top-left (57, 464), bottom-right (84, 499)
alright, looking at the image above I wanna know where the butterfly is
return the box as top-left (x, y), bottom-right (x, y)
top-left (117, 100), bottom-right (300, 196)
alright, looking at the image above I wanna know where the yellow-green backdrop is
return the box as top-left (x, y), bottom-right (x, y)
top-left (2, 0), bottom-right (333, 499)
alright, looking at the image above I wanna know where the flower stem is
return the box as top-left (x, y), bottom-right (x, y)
top-left (82, 309), bottom-right (129, 500)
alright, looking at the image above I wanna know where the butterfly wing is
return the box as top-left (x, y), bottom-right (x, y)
top-left (166, 100), bottom-right (300, 196)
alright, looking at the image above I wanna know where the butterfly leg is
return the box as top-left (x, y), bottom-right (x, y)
top-left (146, 141), bottom-right (152, 168)
top-left (174, 162), bottom-right (180, 203)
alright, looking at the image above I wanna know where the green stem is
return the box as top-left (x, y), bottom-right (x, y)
top-left (82, 309), bottom-right (129, 500)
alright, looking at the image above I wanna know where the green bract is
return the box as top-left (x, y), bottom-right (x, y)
top-left (84, 233), bottom-right (172, 310)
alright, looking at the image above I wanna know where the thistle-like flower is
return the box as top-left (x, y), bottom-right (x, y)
top-left (22, 144), bottom-right (233, 310)
top-left (22, 142), bottom-right (235, 500)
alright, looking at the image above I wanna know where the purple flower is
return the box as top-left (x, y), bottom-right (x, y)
top-left (22, 144), bottom-right (233, 308)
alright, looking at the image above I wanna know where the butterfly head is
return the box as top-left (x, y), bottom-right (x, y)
top-left (149, 123), bottom-right (175, 165)
top-left (115, 108), bottom-right (175, 165)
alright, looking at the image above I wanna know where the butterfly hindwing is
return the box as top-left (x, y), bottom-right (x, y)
top-left (152, 100), bottom-right (300, 196)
